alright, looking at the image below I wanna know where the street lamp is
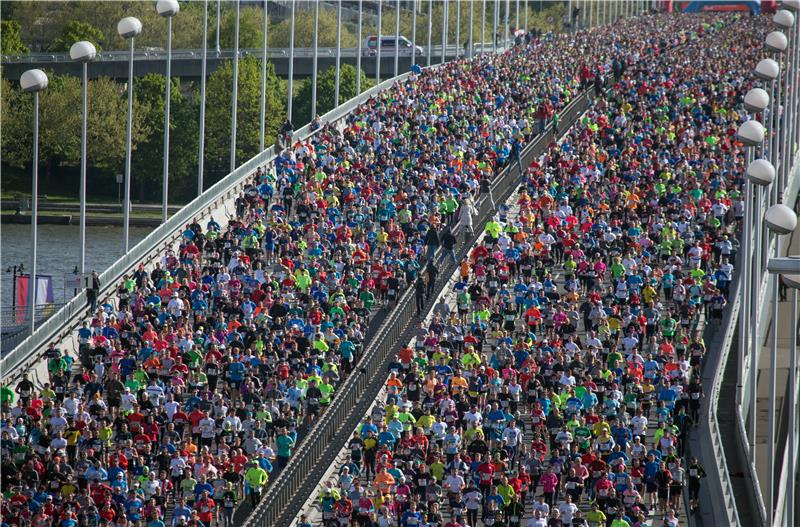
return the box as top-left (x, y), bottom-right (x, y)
top-left (118, 16), bottom-right (142, 254)
top-left (764, 201), bottom-right (798, 527)
top-left (157, 0), bottom-right (179, 222)
top-left (69, 41), bottom-right (96, 278)
top-left (737, 119), bottom-right (766, 461)
top-left (230, 0), bottom-right (240, 172)
top-left (771, 13), bottom-right (795, 203)
top-left (199, 0), bottom-right (208, 195)
top-left (20, 69), bottom-right (47, 335)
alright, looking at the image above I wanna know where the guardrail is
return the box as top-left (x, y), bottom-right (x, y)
top-left (0, 69), bottom-right (414, 386)
top-left (1, 44), bottom-right (476, 64)
top-left (243, 87), bottom-right (594, 527)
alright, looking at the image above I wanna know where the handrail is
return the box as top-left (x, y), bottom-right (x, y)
top-left (242, 88), bottom-right (594, 527)
top-left (0, 70), bottom-right (412, 384)
top-left (0, 44), bottom-right (473, 64)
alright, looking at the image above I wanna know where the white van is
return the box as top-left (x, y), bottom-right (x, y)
top-left (363, 35), bottom-right (424, 56)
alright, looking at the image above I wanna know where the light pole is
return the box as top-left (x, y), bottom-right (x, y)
top-left (411, 0), bottom-right (417, 68)
top-left (763, 203), bottom-right (798, 527)
top-left (427, 0), bottom-right (432, 66)
top-left (412, 0), bottom-right (418, 66)
top-left (335, 0), bottom-right (343, 105)
top-left (230, 0), bottom-right (240, 172)
top-left (20, 69), bottom-right (47, 335)
top-left (737, 118), bottom-right (767, 462)
top-left (356, 0), bottom-right (363, 94)
top-left (157, 0), bottom-right (179, 222)
top-left (783, 273), bottom-right (800, 527)
top-left (216, 0), bottom-right (221, 54)
top-left (456, 0), bottom-right (461, 58)
top-left (769, 17), bottom-right (792, 205)
top-left (287, 0), bottom-right (295, 124)
top-left (259, 0), bottom-right (268, 152)
top-left (481, 0), bottom-right (486, 55)
top-left (199, 0), bottom-right (208, 194)
top-left (767, 9), bottom-right (795, 200)
top-left (394, 0), bottom-right (400, 76)
top-left (312, 0), bottom-right (319, 118)
top-left (755, 57), bottom-right (780, 193)
top-left (376, 0), bottom-right (382, 83)
top-left (469, 0), bottom-right (474, 57)
top-left (69, 41), bottom-right (96, 277)
top-left (117, 17), bottom-right (142, 253)
top-left (441, 0), bottom-right (447, 64)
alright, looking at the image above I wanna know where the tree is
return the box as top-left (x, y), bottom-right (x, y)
top-left (270, 7), bottom-right (357, 48)
top-left (50, 20), bottom-right (104, 52)
top-left (217, 5), bottom-right (268, 50)
top-left (204, 58), bottom-right (285, 178)
top-left (293, 65), bottom-right (371, 126)
top-left (1, 20), bottom-right (29, 54)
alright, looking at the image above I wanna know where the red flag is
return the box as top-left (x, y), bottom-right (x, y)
top-left (16, 275), bottom-right (29, 324)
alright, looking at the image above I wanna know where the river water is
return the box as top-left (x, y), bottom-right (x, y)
top-left (1, 224), bottom-right (149, 310)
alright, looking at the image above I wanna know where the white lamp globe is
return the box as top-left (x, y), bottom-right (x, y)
top-left (20, 69), bottom-right (48, 93)
top-left (118, 17), bottom-right (143, 39)
top-left (765, 204), bottom-right (798, 235)
top-left (746, 159), bottom-right (775, 187)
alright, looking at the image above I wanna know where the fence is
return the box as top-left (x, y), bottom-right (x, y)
top-left (242, 88), bottom-right (594, 527)
top-left (0, 304), bottom-right (66, 355)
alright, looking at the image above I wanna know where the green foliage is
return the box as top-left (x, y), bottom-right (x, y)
top-left (270, 6), bottom-right (357, 48)
top-left (217, 5), bottom-right (267, 49)
top-left (50, 20), bottom-right (104, 52)
top-left (293, 65), bottom-right (371, 126)
top-left (1, 20), bottom-right (29, 54)
top-left (204, 57), bottom-right (286, 178)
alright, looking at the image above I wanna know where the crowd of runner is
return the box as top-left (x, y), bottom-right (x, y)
top-left (0, 10), bottom-right (762, 527)
top-left (300, 12), bottom-right (763, 527)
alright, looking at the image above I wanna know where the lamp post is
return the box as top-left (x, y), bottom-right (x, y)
top-left (441, 0), bottom-right (448, 64)
top-left (335, 0), bottom-right (343, 105)
top-left (118, 17), bottom-right (142, 253)
top-left (230, 0), bottom-right (240, 172)
top-left (157, 0), bottom-right (179, 222)
top-left (427, 0), bottom-right (433, 66)
top-left (481, 0), bottom-right (486, 56)
top-left (312, 0), bottom-right (319, 118)
top-left (755, 57), bottom-right (781, 195)
top-left (20, 70), bottom-right (47, 335)
top-left (5, 263), bottom-right (24, 315)
top-left (763, 203), bottom-right (798, 527)
top-left (287, 0), bottom-right (295, 123)
top-left (356, 0), bottom-right (363, 94)
top-left (766, 30), bottom-right (788, 204)
top-left (199, 0), bottom-right (208, 194)
top-left (783, 273), bottom-right (799, 527)
top-left (468, 0), bottom-right (474, 57)
top-left (393, 0), bottom-right (400, 76)
top-left (69, 41), bottom-right (96, 277)
top-left (412, 0), bottom-right (418, 67)
top-left (737, 118), bottom-right (767, 463)
top-left (772, 12), bottom-right (794, 204)
top-left (258, 0), bottom-right (267, 152)
top-left (376, 0), bottom-right (382, 83)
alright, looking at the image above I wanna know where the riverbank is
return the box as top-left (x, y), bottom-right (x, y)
top-left (1, 212), bottom-right (164, 227)
top-left (0, 200), bottom-right (183, 227)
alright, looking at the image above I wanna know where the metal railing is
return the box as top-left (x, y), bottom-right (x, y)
top-left (0, 70), bottom-right (413, 385)
top-left (243, 88), bottom-right (594, 527)
top-left (0, 304), bottom-right (66, 355)
top-left (1, 44), bottom-right (477, 64)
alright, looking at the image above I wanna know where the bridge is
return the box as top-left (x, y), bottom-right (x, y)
top-left (0, 45), bottom-right (480, 81)
top-left (2, 7), bottom-right (799, 527)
